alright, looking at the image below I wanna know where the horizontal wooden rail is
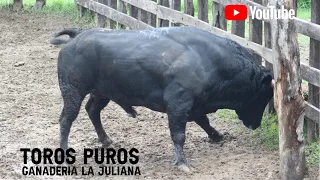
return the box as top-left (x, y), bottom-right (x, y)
top-left (121, 0), bottom-right (273, 63)
top-left (295, 18), bottom-right (320, 42)
top-left (301, 63), bottom-right (320, 87)
top-left (76, 0), bottom-right (153, 30)
top-left (305, 102), bottom-right (320, 124)
top-left (212, 0), bottom-right (320, 42)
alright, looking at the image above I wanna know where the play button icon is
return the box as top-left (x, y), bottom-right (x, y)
top-left (234, 9), bottom-right (240, 16)
top-left (225, 5), bottom-right (248, 20)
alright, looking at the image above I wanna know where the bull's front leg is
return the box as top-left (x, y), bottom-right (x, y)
top-left (194, 114), bottom-right (223, 143)
top-left (164, 84), bottom-right (193, 173)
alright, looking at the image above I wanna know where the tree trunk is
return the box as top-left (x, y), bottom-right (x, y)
top-left (270, 0), bottom-right (306, 180)
top-left (35, 0), bottom-right (46, 11)
top-left (13, 0), bottom-right (23, 11)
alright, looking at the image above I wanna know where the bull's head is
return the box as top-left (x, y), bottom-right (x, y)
top-left (236, 71), bottom-right (274, 130)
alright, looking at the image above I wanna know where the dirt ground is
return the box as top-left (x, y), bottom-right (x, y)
top-left (0, 11), bottom-right (318, 180)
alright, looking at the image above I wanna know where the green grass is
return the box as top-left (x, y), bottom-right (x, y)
top-left (0, 0), bottom-right (76, 14)
top-left (252, 113), bottom-right (279, 150)
top-left (215, 109), bottom-right (238, 122)
top-left (305, 140), bottom-right (320, 165)
top-left (0, 0), bottom-right (96, 27)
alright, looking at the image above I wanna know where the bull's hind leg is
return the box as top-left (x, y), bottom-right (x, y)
top-left (85, 95), bottom-right (113, 147)
top-left (59, 90), bottom-right (84, 151)
top-left (194, 114), bottom-right (223, 143)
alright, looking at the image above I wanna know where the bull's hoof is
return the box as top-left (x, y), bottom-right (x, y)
top-left (128, 111), bottom-right (137, 118)
top-left (127, 108), bottom-right (137, 118)
top-left (108, 142), bottom-right (122, 150)
top-left (206, 132), bottom-right (235, 146)
top-left (101, 139), bottom-right (113, 148)
top-left (177, 164), bottom-right (191, 173)
top-left (208, 133), bottom-right (224, 143)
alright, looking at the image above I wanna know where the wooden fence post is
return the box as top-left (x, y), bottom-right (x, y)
top-left (159, 0), bottom-right (170, 27)
top-left (148, 0), bottom-right (157, 27)
top-left (79, 5), bottom-right (87, 18)
top-left (198, 0), bottom-right (208, 23)
top-left (263, 0), bottom-right (275, 114)
top-left (13, 0), bottom-right (23, 11)
top-left (106, 0), bottom-right (117, 29)
top-left (231, 20), bottom-right (244, 37)
top-left (249, 0), bottom-right (262, 65)
top-left (270, 0), bottom-right (306, 179)
top-left (171, 0), bottom-right (181, 26)
top-left (95, 0), bottom-right (107, 27)
top-left (212, 2), bottom-right (226, 30)
top-left (129, 4), bottom-right (138, 19)
top-left (137, 5), bottom-right (148, 24)
top-left (118, 0), bottom-right (128, 29)
top-left (172, 0), bottom-right (181, 11)
top-left (307, 0), bottom-right (320, 143)
top-left (184, 0), bottom-right (194, 16)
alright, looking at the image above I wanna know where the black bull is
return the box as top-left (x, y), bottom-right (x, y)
top-left (51, 27), bottom-right (274, 172)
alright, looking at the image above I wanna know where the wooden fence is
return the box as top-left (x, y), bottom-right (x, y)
top-left (75, 0), bottom-right (319, 130)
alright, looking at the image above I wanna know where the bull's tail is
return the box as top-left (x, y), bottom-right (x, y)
top-left (50, 28), bottom-right (86, 45)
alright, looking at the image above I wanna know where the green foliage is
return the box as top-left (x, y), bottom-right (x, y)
top-left (41, 0), bottom-right (76, 15)
top-left (0, 0), bottom-right (77, 16)
top-left (252, 113), bottom-right (279, 150)
top-left (305, 140), bottom-right (320, 165)
top-left (298, 0), bottom-right (311, 9)
top-left (252, 113), bottom-right (320, 165)
top-left (215, 109), bottom-right (238, 122)
top-left (303, 91), bottom-right (309, 101)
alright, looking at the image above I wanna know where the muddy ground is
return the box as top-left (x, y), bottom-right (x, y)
top-left (0, 11), bottom-right (318, 180)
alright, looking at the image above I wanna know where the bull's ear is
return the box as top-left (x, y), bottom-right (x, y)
top-left (261, 74), bottom-right (272, 86)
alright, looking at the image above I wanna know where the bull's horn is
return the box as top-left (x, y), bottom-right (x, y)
top-left (271, 79), bottom-right (275, 88)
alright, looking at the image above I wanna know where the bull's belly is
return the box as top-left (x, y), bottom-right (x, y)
top-left (91, 86), bottom-right (167, 113)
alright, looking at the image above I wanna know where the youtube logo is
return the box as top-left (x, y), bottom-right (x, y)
top-left (225, 5), bottom-right (248, 20)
